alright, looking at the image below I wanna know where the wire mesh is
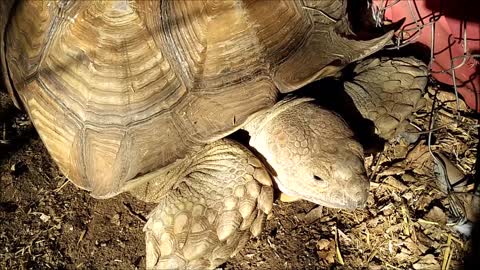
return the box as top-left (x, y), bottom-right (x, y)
top-left (372, 0), bottom-right (480, 226)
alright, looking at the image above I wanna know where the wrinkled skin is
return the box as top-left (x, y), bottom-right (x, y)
top-left (246, 98), bottom-right (369, 209)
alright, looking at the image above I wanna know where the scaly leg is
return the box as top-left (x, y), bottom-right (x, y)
top-left (131, 139), bottom-right (273, 269)
top-left (344, 56), bottom-right (428, 140)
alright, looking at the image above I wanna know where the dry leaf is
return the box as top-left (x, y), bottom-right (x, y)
top-left (384, 176), bottom-right (408, 192)
top-left (316, 239), bottom-right (335, 264)
top-left (413, 254), bottom-right (440, 270)
top-left (424, 206), bottom-right (447, 225)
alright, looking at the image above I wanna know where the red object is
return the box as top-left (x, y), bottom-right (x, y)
top-left (374, 0), bottom-right (480, 111)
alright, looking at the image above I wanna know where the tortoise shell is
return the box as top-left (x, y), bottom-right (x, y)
top-left (1, 0), bottom-right (391, 197)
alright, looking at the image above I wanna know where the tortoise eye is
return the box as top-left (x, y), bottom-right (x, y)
top-left (313, 175), bottom-right (328, 188)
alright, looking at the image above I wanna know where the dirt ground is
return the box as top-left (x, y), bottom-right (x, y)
top-left (1, 78), bottom-right (480, 270)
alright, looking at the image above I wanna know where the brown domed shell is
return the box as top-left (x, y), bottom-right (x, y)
top-left (2, 0), bottom-right (391, 197)
top-left (0, 0), bottom-right (17, 107)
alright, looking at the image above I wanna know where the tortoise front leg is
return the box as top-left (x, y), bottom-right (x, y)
top-left (343, 56), bottom-right (428, 140)
top-left (134, 139), bottom-right (273, 269)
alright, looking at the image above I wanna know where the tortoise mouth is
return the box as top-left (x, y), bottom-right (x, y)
top-left (288, 189), bottom-right (368, 209)
top-left (275, 176), bottom-right (369, 209)
top-left (306, 194), bottom-right (368, 209)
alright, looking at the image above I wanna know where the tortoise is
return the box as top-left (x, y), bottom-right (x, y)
top-left (0, 0), bottom-right (428, 269)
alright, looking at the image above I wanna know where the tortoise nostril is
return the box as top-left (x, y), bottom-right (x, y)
top-left (353, 189), bottom-right (368, 206)
top-left (313, 175), bottom-right (323, 181)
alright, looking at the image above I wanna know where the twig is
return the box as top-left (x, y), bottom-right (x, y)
top-left (334, 226), bottom-right (345, 265)
top-left (123, 202), bottom-right (147, 223)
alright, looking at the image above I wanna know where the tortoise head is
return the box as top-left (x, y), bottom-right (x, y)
top-left (247, 98), bottom-right (369, 209)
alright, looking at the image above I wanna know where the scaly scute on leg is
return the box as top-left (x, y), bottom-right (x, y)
top-left (141, 139), bottom-right (273, 269)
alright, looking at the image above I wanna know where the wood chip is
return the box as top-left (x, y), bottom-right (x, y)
top-left (413, 254), bottom-right (441, 270)
top-left (384, 176), bottom-right (408, 192)
top-left (303, 206), bottom-right (323, 224)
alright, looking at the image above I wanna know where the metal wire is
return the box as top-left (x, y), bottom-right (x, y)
top-left (371, 0), bottom-right (480, 225)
